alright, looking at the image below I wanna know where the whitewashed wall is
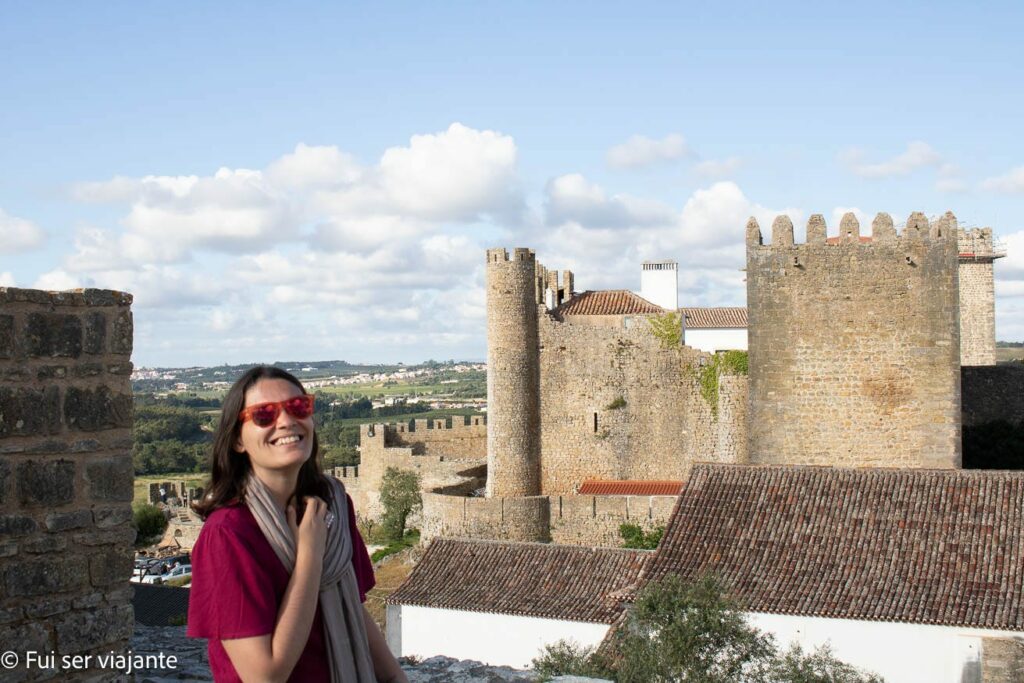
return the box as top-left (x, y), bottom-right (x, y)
top-left (683, 328), bottom-right (747, 352)
top-left (748, 611), bottom-right (1018, 683)
top-left (388, 605), bottom-right (610, 668)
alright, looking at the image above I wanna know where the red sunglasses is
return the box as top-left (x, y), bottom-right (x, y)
top-left (238, 395), bottom-right (315, 427)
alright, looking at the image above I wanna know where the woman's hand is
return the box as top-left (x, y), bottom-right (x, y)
top-left (288, 496), bottom-right (328, 561)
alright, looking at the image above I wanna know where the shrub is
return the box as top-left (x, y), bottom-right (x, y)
top-left (606, 396), bottom-right (627, 410)
top-left (532, 640), bottom-right (614, 681)
top-left (648, 312), bottom-right (683, 348)
top-left (619, 523), bottom-right (664, 549)
top-left (133, 503), bottom-right (168, 540)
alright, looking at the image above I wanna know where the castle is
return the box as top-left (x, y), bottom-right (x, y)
top-left (348, 210), bottom-right (1022, 547)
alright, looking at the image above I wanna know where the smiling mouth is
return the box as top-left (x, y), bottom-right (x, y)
top-left (271, 434), bottom-right (303, 446)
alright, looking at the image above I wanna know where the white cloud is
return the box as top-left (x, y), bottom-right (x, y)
top-left (265, 143), bottom-right (362, 189)
top-left (0, 208), bottom-right (46, 253)
top-left (607, 133), bottom-right (692, 169)
top-left (840, 141), bottom-right (941, 179)
top-left (935, 163), bottom-right (968, 193)
top-left (980, 166), bottom-right (1024, 194)
top-left (33, 269), bottom-right (82, 291)
top-left (545, 173), bottom-right (677, 229)
top-left (0, 272), bottom-right (15, 286)
top-left (694, 157), bottom-right (743, 179)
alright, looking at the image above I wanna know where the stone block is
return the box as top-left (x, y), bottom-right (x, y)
top-left (0, 459), bottom-right (8, 504)
top-left (89, 549), bottom-right (133, 586)
top-left (83, 311), bottom-right (106, 354)
top-left (16, 459), bottom-right (75, 506)
top-left (45, 509), bottom-right (93, 532)
top-left (22, 535), bottom-right (68, 553)
top-left (5, 556), bottom-right (84, 596)
top-left (64, 386), bottom-right (132, 431)
top-left (54, 604), bottom-right (133, 654)
top-left (85, 458), bottom-right (133, 501)
top-left (72, 362), bottom-right (105, 377)
top-left (25, 596), bottom-right (73, 619)
top-left (0, 621), bottom-right (51, 660)
top-left (72, 527), bottom-right (136, 547)
top-left (72, 592), bottom-right (103, 609)
top-left (0, 387), bottom-right (61, 438)
top-left (24, 312), bottom-right (83, 358)
top-left (107, 362), bottom-right (133, 375)
top-left (0, 314), bottom-right (14, 358)
top-left (0, 542), bottom-right (17, 557)
top-left (0, 514), bottom-right (38, 536)
top-left (93, 506), bottom-right (133, 528)
top-left (111, 310), bottom-right (133, 355)
top-left (0, 606), bottom-right (23, 624)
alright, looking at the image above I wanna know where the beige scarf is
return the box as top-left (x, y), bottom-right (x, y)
top-left (245, 473), bottom-right (376, 683)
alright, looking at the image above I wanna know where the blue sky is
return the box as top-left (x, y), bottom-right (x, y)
top-left (2, 1), bottom-right (1022, 366)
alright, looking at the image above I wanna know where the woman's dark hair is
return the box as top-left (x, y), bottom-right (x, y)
top-left (192, 365), bottom-right (329, 519)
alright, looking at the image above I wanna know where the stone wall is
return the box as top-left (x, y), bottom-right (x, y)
top-left (746, 212), bottom-right (962, 469)
top-left (420, 493), bottom-right (550, 543)
top-left (538, 315), bottom-right (748, 495)
top-left (421, 491), bottom-right (677, 547)
top-left (962, 364), bottom-right (1024, 427)
top-left (958, 228), bottom-right (998, 367)
top-left (0, 287), bottom-right (135, 682)
top-left (343, 420), bottom-right (487, 519)
top-left (548, 494), bottom-right (677, 547)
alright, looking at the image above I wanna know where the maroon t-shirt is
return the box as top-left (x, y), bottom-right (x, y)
top-left (186, 496), bottom-right (375, 682)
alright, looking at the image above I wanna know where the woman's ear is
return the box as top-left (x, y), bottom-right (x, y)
top-left (234, 435), bottom-right (245, 454)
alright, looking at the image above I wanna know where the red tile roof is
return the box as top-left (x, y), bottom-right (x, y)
top-left (386, 539), bottom-right (650, 623)
top-left (681, 307), bottom-right (747, 329)
top-left (644, 464), bottom-right (1024, 631)
top-left (554, 290), bottom-right (665, 317)
top-left (578, 480), bottom-right (684, 496)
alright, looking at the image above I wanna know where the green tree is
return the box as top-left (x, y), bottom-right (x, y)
top-left (133, 503), bottom-right (168, 540)
top-left (533, 574), bottom-right (883, 682)
top-left (619, 523), bottom-right (664, 549)
top-left (378, 467), bottom-right (421, 542)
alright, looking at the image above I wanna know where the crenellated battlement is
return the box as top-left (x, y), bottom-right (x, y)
top-left (746, 211), bottom-right (959, 249)
top-left (359, 416), bottom-right (487, 444)
top-left (486, 247), bottom-right (535, 264)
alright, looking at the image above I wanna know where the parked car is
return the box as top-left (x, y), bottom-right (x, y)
top-left (143, 563), bottom-right (192, 585)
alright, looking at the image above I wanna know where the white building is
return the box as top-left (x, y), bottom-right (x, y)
top-left (640, 260), bottom-right (678, 311)
top-left (385, 540), bottom-right (651, 668)
top-left (681, 306), bottom-right (747, 352)
top-left (387, 464), bottom-right (1024, 682)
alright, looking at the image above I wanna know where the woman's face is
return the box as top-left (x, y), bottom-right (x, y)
top-left (235, 378), bottom-right (315, 478)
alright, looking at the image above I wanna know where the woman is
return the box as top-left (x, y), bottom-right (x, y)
top-left (187, 366), bottom-right (408, 683)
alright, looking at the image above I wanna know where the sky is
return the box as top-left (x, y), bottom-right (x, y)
top-left (1, 1), bottom-right (1023, 367)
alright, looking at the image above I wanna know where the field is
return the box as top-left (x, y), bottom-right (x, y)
top-left (996, 347), bottom-right (1024, 363)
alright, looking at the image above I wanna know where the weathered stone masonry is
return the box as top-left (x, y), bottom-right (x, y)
top-left (0, 288), bottom-right (135, 682)
top-left (747, 212), bottom-right (962, 469)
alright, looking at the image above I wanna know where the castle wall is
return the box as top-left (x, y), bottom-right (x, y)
top-left (486, 248), bottom-right (541, 497)
top-left (746, 212), bottom-right (962, 469)
top-left (961, 365), bottom-right (1024, 427)
top-left (341, 420), bottom-right (486, 519)
top-left (0, 288), bottom-right (135, 681)
top-left (538, 316), bottom-right (748, 495)
top-left (421, 493), bottom-right (550, 543)
top-left (421, 492), bottom-right (678, 547)
top-left (958, 228), bottom-right (998, 366)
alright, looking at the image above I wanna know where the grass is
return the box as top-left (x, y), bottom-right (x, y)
top-left (133, 472), bottom-right (207, 506)
top-left (996, 348), bottom-right (1024, 363)
top-left (370, 530), bottom-right (420, 563)
top-left (363, 541), bottom-right (421, 628)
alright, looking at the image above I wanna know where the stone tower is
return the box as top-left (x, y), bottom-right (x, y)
top-left (485, 248), bottom-right (541, 497)
top-left (957, 226), bottom-right (1005, 366)
top-left (746, 211), bottom-right (962, 469)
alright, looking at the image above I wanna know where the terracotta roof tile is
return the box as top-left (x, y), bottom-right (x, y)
top-left (554, 290), bottom-right (665, 317)
top-left (681, 307), bottom-right (748, 329)
top-left (578, 480), bottom-right (684, 496)
top-left (386, 539), bottom-right (650, 623)
top-left (645, 464), bottom-right (1024, 631)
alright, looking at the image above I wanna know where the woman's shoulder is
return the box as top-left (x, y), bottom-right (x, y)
top-left (198, 502), bottom-right (258, 538)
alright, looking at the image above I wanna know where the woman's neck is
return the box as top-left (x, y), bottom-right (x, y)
top-left (252, 467), bottom-right (299, 510)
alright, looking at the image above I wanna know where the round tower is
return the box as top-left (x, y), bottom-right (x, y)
top-left (485, 247), bottom-right (541, 497)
